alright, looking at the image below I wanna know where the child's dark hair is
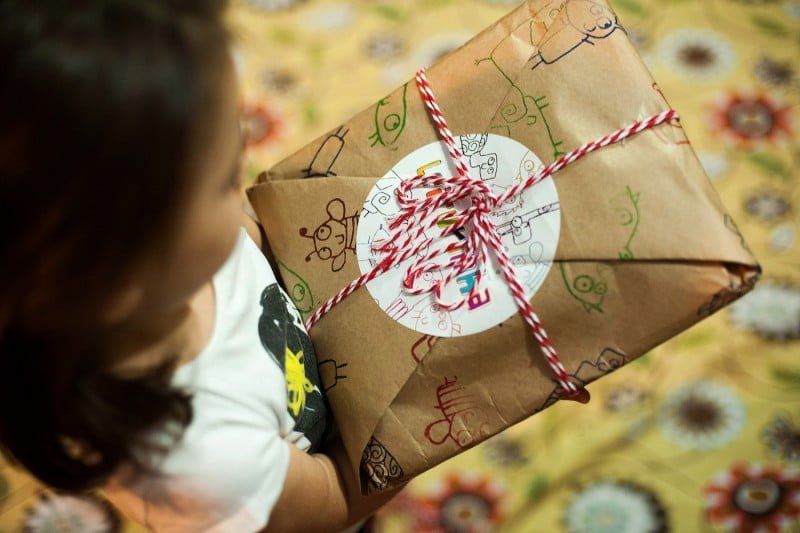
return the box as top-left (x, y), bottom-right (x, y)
top-left (0, 0), bottom-right (230, 491)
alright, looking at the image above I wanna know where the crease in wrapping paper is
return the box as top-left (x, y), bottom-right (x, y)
top-left (247, 0), bottom-right (761, 493)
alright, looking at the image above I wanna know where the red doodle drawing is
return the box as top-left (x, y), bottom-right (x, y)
top-left (411, 334), bottom-right (435, 364)
top-left (385, 297), bottom-right (411, 321)
top-left (424, 376), bottom-right (490, 448)
top-left (652, 82), bottom-right (690, 146)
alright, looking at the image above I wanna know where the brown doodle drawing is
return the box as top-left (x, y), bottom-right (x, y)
top-left (360, 437), bottom-right (404, 494)
top-left (536, 347), bottom-right (626, 411)
top-left (302, 126), bottom-right (349, 178)
top-left (300, 198), bottom-right (358, 272)
top-left (531, 0), bottom-right (622, 70)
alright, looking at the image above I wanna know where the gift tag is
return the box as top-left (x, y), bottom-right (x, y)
top-left (356, 133), bottom-right (561, 337)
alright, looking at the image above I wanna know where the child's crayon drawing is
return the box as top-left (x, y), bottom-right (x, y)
top-left (559, 262), bottom-right (611, 313)
top-left (496, 202), bottom-right (561, 246)
top-left (424, 376), bottom-right (490, 449)
top-left (356, 134), bottom-right (559, 336)
top-left (611, 186), bottom-right (641, 260)
top-left (302, 126), bottom-right (349, 178)
top-left (411, 334), bottom-right (435, 364)
top-left (411, 301), bottom-right (463, 337)
top-left (318, 358), bottom-right (348, 393)
top-left (361, 175), bottom-right (401, 219)
top-left (536, 347), bottom-right (627, 412)
top-left (300, 198), bottom-right (358, 272)
top-left (511, 241), bottom-right (552, 293)
top-left (360, 437), bottom-right (404, 494)
top-left (475, 21), bottom-right (566, 159)
top-left (278, 261), bottom-right (316, 320)
top-left (530, 0), bottom-right (623, 71)
top-left (369, 82), bottom-right (409, 150)
top-left (461, 133), bottom-right (499, 181)
top-left (652, 82), bottom-right (690, 146)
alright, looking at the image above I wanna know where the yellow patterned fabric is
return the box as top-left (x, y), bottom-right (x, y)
top-left (1, 1), bottom-right (798, 531)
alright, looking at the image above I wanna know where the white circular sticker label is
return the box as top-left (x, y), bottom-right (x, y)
top-left (356, 133), bottom-right (560, 337)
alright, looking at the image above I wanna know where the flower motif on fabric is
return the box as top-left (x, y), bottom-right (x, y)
top-left (409, 472), bottom-right (507, 532)
top-left (626, 29), bottom-right (650, 51)
top-left (303, 4), bottom-right (356, 32)
top-left (606, 385), bottom-right (648, 412)
top-left (482, 434), bottom-right (529, 468)
top-left (707, 89), bottom-right (793, 148)
top-left (769, 223), bottom-right (795, 253)
top-left (659, 28), bottom-right (736, 81)
top-left (658, 380), bottom-right (746, 451)
top-left (24, 492), bottom-right (120, 533)
top-left (704, 462), bottom-right (800, 532)
top-left (241, 104), bottom-right (285, 150)
top-left (753, 56), bottom-right (799, 90)
top-left (564, 480), bottom-right (668, 533)
top-left (696, 151), bottom-right (731, 181)
top-left (414, 33), bottom-right (472, 69)
top-left (785, 2), bottom-right (800, 18)
top-left (729, 281), bottom-right (800, 340)
top-left (365, 34), bottom-right (405, 60)
top-left (260, 68), bottom-right (298, 94)
top-left (763, 413), bottom-right (800, 463)
top-left (744, 191), bottom-right (791, 222)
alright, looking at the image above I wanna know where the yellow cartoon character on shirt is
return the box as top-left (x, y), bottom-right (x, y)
top-left (258, 283), bottom-right (330, 450)
top-left (284, 346), bottom-right (315, 417)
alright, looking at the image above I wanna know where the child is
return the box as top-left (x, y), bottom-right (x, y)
top-left (0, 0), bottom-right (400, 530)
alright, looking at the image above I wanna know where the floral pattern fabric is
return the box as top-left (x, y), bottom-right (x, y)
top-left (1, 0), bottom-right (798, 531)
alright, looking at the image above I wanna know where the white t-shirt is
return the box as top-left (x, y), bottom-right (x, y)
top-left (104, 229), bottom-right (330, 532)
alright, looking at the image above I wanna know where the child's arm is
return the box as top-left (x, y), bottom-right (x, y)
top-left (264, 438), bottom-right (403, 532)
top-left (241, 194), bottom-right (402, 530)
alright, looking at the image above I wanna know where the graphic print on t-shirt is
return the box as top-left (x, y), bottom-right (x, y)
top-left (258, 283), bottom-right (328, 451)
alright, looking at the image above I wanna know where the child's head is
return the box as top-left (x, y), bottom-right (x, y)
top-left (0, 0), bottom-right (241, 490)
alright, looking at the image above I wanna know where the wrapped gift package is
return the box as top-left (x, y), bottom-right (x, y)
top-left (247, 0), bottom-right (760, 493)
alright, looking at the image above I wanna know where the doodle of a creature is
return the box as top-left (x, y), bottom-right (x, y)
top-left (302, 126), bottom-right (349, 178)
top-left (278, 262), bottom-right (315, 320)
top-left (531, 0), bottom-right (622, 70)
top-left (559, 262), bottom-right (612, 313)
top-left (369, 83), bottom-right (409, 149)
top-left (460, 134), bottom-right (498, 181)
top-left (300, 199), bottom-right (358, 272)
top-left (411, 301), bottom-right (462, 336)
top-left (361, 176), bottom-right (401, 218)
top-left (424, 376), bottom-right (490, 448)
top-left (610, 186), bottom-right (640, 260)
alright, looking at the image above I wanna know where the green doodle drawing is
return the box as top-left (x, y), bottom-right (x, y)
top-left (474, 19), bottom-right (565, 160)
top-left (559, 263), bottom-right (611, 313)
top-left (611, 186), bottom-right (640, 260)
top-left (368, 82), bottom-right (408, 150)
top-left (278, 261), bottom-right (316, 319)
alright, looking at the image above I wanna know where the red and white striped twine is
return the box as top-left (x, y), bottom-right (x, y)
top-left (305, 67), bottom-right (678, 397)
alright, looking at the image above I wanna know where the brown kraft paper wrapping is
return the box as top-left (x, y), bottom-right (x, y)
top-left (246, 0), bottom-right (761, 493)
